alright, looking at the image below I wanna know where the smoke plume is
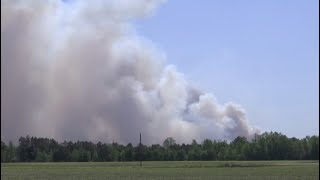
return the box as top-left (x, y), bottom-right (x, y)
top-left (1, 0), bottom-right (260, 144)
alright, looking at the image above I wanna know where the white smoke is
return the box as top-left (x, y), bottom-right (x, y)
top-left (1, 0), bottom-right (260, 144)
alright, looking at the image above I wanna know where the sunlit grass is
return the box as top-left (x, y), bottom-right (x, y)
top-left (1, 160), bottom-right (319, 180)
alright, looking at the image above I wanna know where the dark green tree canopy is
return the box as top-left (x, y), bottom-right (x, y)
top-left (1, 132), bottom-right (318, 162)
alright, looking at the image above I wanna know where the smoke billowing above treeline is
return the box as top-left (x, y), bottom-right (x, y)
top-left (1, 0), bottom-right (260, 144)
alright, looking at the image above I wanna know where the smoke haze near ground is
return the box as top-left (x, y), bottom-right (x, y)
top-left (1, 0), bottom-right (260, 144)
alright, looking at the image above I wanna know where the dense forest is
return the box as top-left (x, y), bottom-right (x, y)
top-left (1, 132), bottom-right (319, 162)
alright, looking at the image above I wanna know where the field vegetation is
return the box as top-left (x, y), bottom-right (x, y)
top-left (1, 161), bottom-right (318, 179)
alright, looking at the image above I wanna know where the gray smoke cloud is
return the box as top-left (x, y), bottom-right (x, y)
top-left (1, 0), bottom-right (260, 144)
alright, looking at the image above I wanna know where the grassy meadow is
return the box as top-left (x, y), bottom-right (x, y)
top-left (1, 160), bottom-right (319, 179)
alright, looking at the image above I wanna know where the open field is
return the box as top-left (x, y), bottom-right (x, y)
top-left (1, 161), bottom-right (319, 179)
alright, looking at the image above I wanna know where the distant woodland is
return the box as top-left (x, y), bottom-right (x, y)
top-left (1, 132), bottom-right (318, 162)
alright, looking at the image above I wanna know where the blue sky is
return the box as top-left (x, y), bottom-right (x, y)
top-left (135, 0), bottom-right (319, 138)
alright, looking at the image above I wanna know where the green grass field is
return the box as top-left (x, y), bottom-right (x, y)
top-left (1, 161), bottom-right (319, 179)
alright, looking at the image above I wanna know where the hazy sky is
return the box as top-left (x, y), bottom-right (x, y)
top-left (1, 0), bottom-right (318, 143)
top-left (134, 0), bottom-right (319, 138)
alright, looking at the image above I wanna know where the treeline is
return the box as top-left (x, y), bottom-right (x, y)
top-left (1, 132), bottom-right (318, 162)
